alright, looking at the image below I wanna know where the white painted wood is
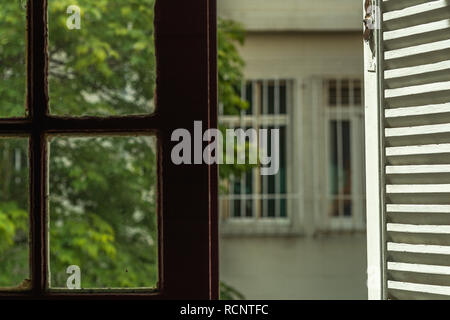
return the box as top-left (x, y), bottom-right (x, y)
top-left (388, 271), bottom-right (450, 288)
top-left (383, 0), bottom-right (450, 31)
top-left (386, 84), bottom-right (450, 101)
top-left (387, 251), bottom-right (450, 267)
top-left (382, 0), bottom-right (432, 13)
top-left (386, 124), bottom-right (450, 138)
top-left (386, 102), bottom-right (450, 117)
top-left (387, 242), bottom-right (450, 254)
top-left (384, 40), bottom-right (450, 70)
top-left (388, 288), bottom-right (450, 299)
top-left (384, 20), bottom-right (450, 50)
top-left (386, 164), bottom-right (450, 174)
top-left (387, 230), bottom-right (450, 246)
top-left (387, 223), bottom-right (450, 233)
top-left (388, 280), bottom-right (450, 295)
top-left (385, 103), bottom-right (450, 127)
top-left (388, 262), bottom-right (450, 274)
top-left (385, 39), bottom-right (450, 61)
top-left (385, 61), bottom-right (450, 89)
top-left (384, 0), bottom-right (448, 20)
top-left (364, 0), bottom-right (386, 300)
top-left (387, 204), bottom-right (450, 213)
top-left (386, 143), bottom-right (450, 157)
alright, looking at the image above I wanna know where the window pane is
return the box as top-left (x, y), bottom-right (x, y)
top-left (219, 81), bottom-right (292, 222)
top-left (233, 200), bottom-right (241, 218)
top-left (0, 138), bottom-right (29, 288)
top-left (0, 2), bottom-right (27, 117)
top-left (267, 81), bottom-right (287, 115)
top-left (328, 80), bottom-right (337, 106)
top-left (341, 79), bottom-right (350, 106)
top-left (245, 82), bottom-right (253, 115)
top-left (49, 136), bottom-right (158, 289)
top-left (48, 0), bottom-right (156, 116)
top-left (329, 121), bottom-right (338, 196)
top-left (280, 126), bottom-right (287, 194)
top-left (353, 80), bottom-right (362, 106)
top-left (329, 198), bottom-right (341, 217)
top-left (329, 120), bottom-right (352, 217)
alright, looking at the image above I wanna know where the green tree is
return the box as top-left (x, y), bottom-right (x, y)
top-left (0, 0), bottom-right (246, 298)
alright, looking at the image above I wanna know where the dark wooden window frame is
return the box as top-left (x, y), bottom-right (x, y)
top-left (0, 0), bottom-right (218, 299)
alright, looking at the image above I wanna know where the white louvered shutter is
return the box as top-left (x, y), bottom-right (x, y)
top-left (364, 0), bottom-right (450, 300)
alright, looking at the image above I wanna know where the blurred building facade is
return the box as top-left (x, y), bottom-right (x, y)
top-left (218, 0), bottom-right (368, 299)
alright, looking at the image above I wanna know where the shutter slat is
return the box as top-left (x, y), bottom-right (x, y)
top-left (388, 288), bottom-right (450, 300)
top-left (387, 193), bottom-right (450, 205)
top-left (386, 172), bottom-right (450, 184)
top-left (385, 103), bottom-right (450, 127)
top-left (387, 231), bottom-right (450, 246)
top-left (383, 1), bottom-right (450, 31)
top-left (385, 88), bottom-right (450, 108)
top-left (384, 65), bottom-right (450, 89)
top-left (388, 270), bottom-right (450, 287)
top-left (388, 251), bottom-right (450, 266)
top-left (382, 0), bottom-right (434, 13)
top-left (384, 24), bottom-right (450, 50)
top-left (384, 46), bottom-right (450, 70)
top-left (387, 204), bottom-right (450, 213)
top-left (388, 280), bottom-right (450, 295)
top-left (386, 153), bottom-right (450, 165)
top-left (386, 165), bottom-right (450, 184)
top-left (385, 130), bottom-right (450, 147)
top-left (386, 143), bottom-right (450, 165)
top-left (387, 212), bottom-right (450, 225)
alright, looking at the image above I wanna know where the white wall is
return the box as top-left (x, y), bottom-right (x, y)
top-left (237, 32), bottom-right (363, 80)
top-left (220, 234), bottom-right (368, 299)
top-left (218, 0), bottom-right (363, 31)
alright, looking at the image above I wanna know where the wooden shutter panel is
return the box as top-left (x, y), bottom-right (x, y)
top-left (364, 0), bottom-right (450, 300)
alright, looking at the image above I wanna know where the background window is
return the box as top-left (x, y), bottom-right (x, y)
top-left (219, 80), bottom-right (292, 221)
top-left (324, 78), bottom-right (365, 230)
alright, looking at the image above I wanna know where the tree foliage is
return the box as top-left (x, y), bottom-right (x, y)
top-left (0, 0), bottom-right (246, 298)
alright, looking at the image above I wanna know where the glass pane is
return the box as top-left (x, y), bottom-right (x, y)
top-left (232, 177), bottom-right (241, 218)
top-left (353, 79), bottom-right (362, 106)
top-left (233, 200), bottom-right (241, 218)
top-left (280, 199), bottom-right (287, 218)
top-left (342, 121), bottom-right (352, 198)
top-left (328, 198), bottom-right (353, 218)
top-left (0, 2), bottom-right (27, 117)
top-left (279, 126), bottom-right (286, 194)
top-left (329, 198), bottom-right (341, 217)
top-left (267, 199), bottom-right (275, 217)
top-left (267, 82), bottom-right (287, 115)
top-left (329, 121), bottom-right (339, 197)
top-left (0, 138), bottom-right (29, 288)
top-left (279, 83), bottom-right (287, 114)
top-left (245, 200), bottom-right (253, 218)
top-left (245, 82), bottom-right (253, 115)
top-left (49, 136), bottom-right (158, 289)
top-left (48, 0), bottom-right (156, 116)
top-left (328, 80), bottom-right (337, 106)
top-left (341, 79), bottom-right (350, 106)
top-left (329, 120), bottom-right (352, 217)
